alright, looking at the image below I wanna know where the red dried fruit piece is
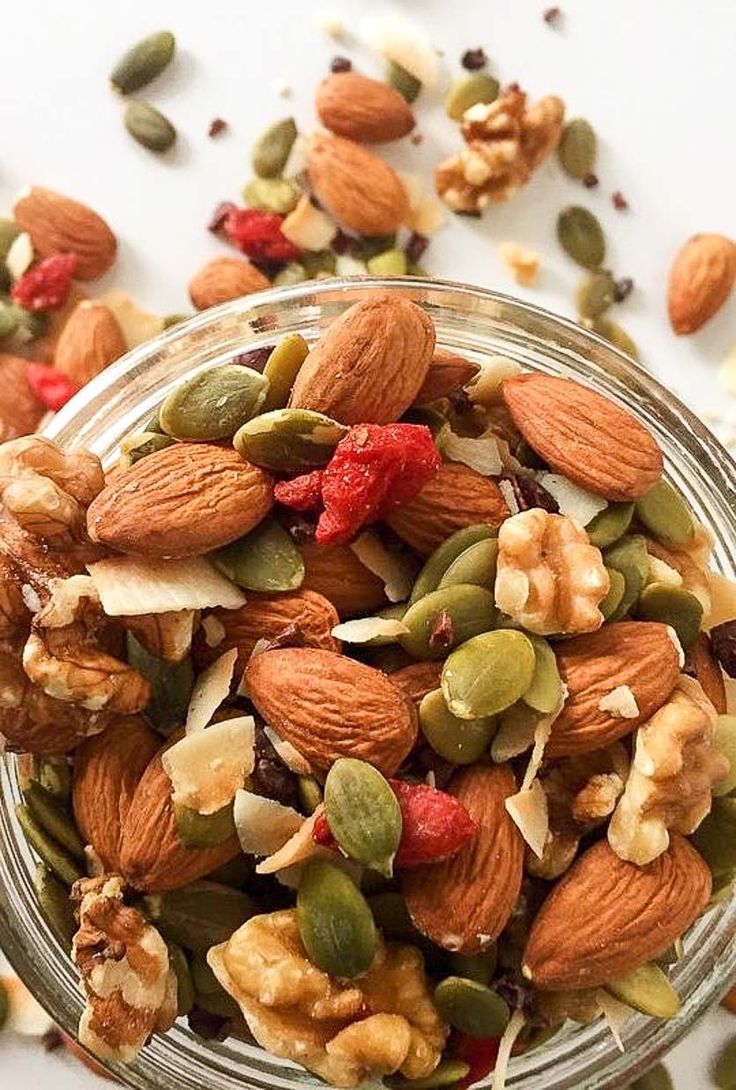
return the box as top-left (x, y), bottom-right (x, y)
top-left (26, 362), bottom-right (79, 411)
top-left (11, 253), bottom-right (79, 312)
top-left (274, 469), bottom-right (325, 512)
top-left (313, 810), bottom-right (337, 848)
top-left (223, 208), bottom-right (300, 264)
top-left (453, 1032), bottom-right (501, 1087)
top-left (208, 200), bottom-right (238, 233)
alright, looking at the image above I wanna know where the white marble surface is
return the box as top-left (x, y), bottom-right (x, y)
top-left (1, 0), bottom-right (735, 1086)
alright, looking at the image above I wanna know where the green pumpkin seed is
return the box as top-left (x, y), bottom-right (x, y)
top-left (242, 177), bottom-right (301, 216)
top-left (444, 948), bottom-right (498, 985)
top-left (252, 118), bottom-right (298, 178)
top-left (297, 858), bottom-right (377, 978)
top-left (126, 634), bottom-right (194, 736)
top-left (0, 218), bottom-right (20, 289)
top-left (491, 701), bottom-right (540, 762)
top-left (324, 758), bottom-right (402, 877)
top-left (119, 431), bottom-right (174, 469)
top-left (23, 781), bottom-right (85, 860)
top-left (558, 118), bottom-right (597, 180)
top-left (34, 864), bottom-right (76, 946)
top-left (434, 976), bottom-right (510, 1037)
top-left (273, 262), bottom-right (307, 287)
top-left (715, 1039), bottom-right (736, 1090)
top-left (110, 30), bottom-right (175, 94)
top-left (301, 249), bottom-right (337, 278)
top-left (162, 312), bottom-right (190, 330)
top-left (419, 688), bottom-right (495, 764)
top-left (576, 270), bottom-right (616, 319)
top-left (605, 962), bottom-right (680, 1018)
top-left (603, 535), bottom-right (649, 620)
top-left (523, 636), bottom-right (562, 714)
top-left (386, 1059), bottom-right (472, 1090)
top-left (714, 715), bottom-right (736, 797)
top-left (386, 60), bottom-right (421, 103)
top-left (298, 774), bottom-right (323, 815)
top-left (213, 518), bottom-right (305, 592)
top-left (442, 629), bottom-right (536, 719)
top-left (635, 479), bottom-right (694, 549)
top-left (587, 502), bottom-right (635, 548)
top-left (400, 584), bottom-right (497, 660)
top-left (173, 801), bottom-right (236, 849)
top-left (439, 538), bottom-right (499, 591)
top-left (261, 333), bottom-right (310, 412)
top-left (411, 525), bottom-right (497, 604)
top-left (0, 303), bottom-right (20, 340)
top-left (600, 567), bottom-right (626, 620)
top-left (634, 583), bottom-right (703, 650)
top-left (367, 892), bottom-right (416, 941)
top-left (691, 797), bottom-right (736, 878)
top-left (160, 364), bottom-right (267, 440)
top-left (15, 805), bottom-right (82, 886)
top-left (557, 206), bottom-right (605, 269)
top-left (367, 249), bottom-right (407, 277)
top-left (630, 1064), bottom-right (674, 1090)
top-left (591, 317), bottom-right (640, 361)
top-left (167, 941), bottom-right (195, 1016)
top-left (124, 100), bottom-right (177, 153)
top-left (0, 977), bottom-right (7, 1029)
top-left (233, 408), bottom-right (346, 472)
top-left (445, 73), bottom-right (500, 122)
top-left (144, 881), bottom-right (257, 953)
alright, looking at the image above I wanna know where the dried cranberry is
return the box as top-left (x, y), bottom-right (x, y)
top-left (453, 1032), bottom-right (501, 1086)
top-left (249, 721), bottom-right (300, 809)
top-left (25, 363), bottom-right (78, 411)
top-left (405, 232), bottom-right (429, 265)
top-left (231, 346), bottom-right (273, 372)
top-left (429, 609), bottom-right (454, 652)
top-left (11, 254), bottom-right (78, 312)
top-left (461, 47), bottom-right (488, 70)
top-left (275, 469), bottom-right (325, 512)
top-left (330, 55), bottom-right (352, 73)
top-left (223, 208), bottom-right (300, 264)
top-left (710, 620), bottom-right (736, 678)
top-left (502, 474), bottom-right (559, 513)
top-left (208, 201), bottom-right (238, 233)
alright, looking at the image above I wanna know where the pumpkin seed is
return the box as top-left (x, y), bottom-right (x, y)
top-left (34, 864), bottom-right (76, 946)
top-left (143, 410), bottom-right (164, 433)
top-left (386, 1059), bottom-right (472, 1090)
top-left (439, 538), bottom-right (499, 591)
top-left (557, 118), bottom-right (597, 180)
top-left (442, 629), bottom-right (536, 719)
top-left (119, 431), bottom-right (174, 469)
top-left (600, 567), bottom-right (626, 620)
top-left (715, 1038), bottom-right (736, 1090)
top-left (126, 634), bottom-right (194, 736)
top-left (444, 948), bottom-right (498, 985)
top-left (630, 1064), bottom-right (674, 1090)
top-left (367, 249), bottom-right (407, 277)
top-left (587, 502), bottom-right (635, 548)
top-left (0, 978), bottom-right (7, 1029)
top-left (445, 74), bottom-right (500, 121)
top-left (576, 270), bottom-right (616, 319)
top-left (557, 205), bottom-right (605, 269)
top-left (400, 584), bottom-right (497, 660)
top-left (434, 976), bottom-right (511, 1037)
top-left (410, 525), bottom-right (497, 604)
top-left (0, 303), bottom-right (20, 339)
top-left (635, 479), bottom-right (695, 549)
top-left (252, 118), bottom-right (298, 178)
top-left (233, 408), bottom-right (346, 472)
top-left (173, 801), bottom-right (236, 849)
top-left (167, 941), bottom-right (195, 1016)
top-left (160, 364), bottom-right (267, 440)
top-left (605, 962), bottom-right (680, 1018)
top-left (491, 700), bottom-right (540, 762)
top-left (261, 333), bottom-right (310, 412)
top-left (144, 881), bottom-right (257, 953)
top-left (0, 218), bottom-right (20, 289)
top-left (324, 758), bottom-right (402, 877)
top-left (714, 715), bottom-right (736, 797)
top-left (297, 857), bottom-right (377, 978)
top-left (691, 797), bottom-right (736, 878)
top-left (124, 100), bottom-right (177, 152)
top-left (603, 535), bottom-right (649, 620)
top-left (213, 518), bottom-right (305, 592)
top-left (368, 892), bottom-right (416, 941)
top-left (419, 688), bottom-right (496, 764)
top-left (23, 781), bottom-right (85, 860)
top-left (592, 317), bottom-right (640, 361)
top-left (110, 30), bottom-right (175, 94)
top-left (15, 805), bottom-right (82, 886)
top-left (523, 636), bottom-right (562, 714)
top-left (297, 774), bottom-right (323, 815)
top-left (634, 583), bottom-right (703, 650)
top-left (273, 262), bottom-right (307, 287)
top-left (302, 250), bottom-right (337, 278)
top-left (162, 313), bottom-right (190, 329)
top-left (242, 177), bottom-right (301, 216)
top-left (386, 60), bottom-right (421, 103)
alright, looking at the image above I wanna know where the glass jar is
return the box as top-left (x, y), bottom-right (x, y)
top-left (1, 277), bottom-right (735, 1090)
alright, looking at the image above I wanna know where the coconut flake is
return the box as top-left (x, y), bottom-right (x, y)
top-left (521, 695), bottom-right (564, 790)
top-left (163, 716), bottom-right (255, 813)
top-left (598, 685), bottom-right (640, 719)
top-left (595, 989), bottom-right (634, 1052)
top-left (282, 195), bottom-right (337, 251)
top-left (335, 254), bottom-right (367, 277)
top-left (498, 478), bottom-right (520, 516)
top-left (505, 780), bottom-right (548, 858)
top-left (263, 725), bottom-right (312, 775)
top-left (85, 844), bottom-right (105, 877)
top-left (185, 648), bottom-right (238, 734)
top-left (201, 614), bottom-right (226, 648)
top-left (6, 233), bottom-right (34, 281)
top-left (234, 790), bottom-right (304, 857)
top-left (350, 530), bottom-right (414, 603)
top-left (467, 355), bottom-right (522, 407)
top-left (439, 427), bottom-right (504, 477)
top-left (361, 14), bottom-right (440, 86)
top-left (100, 290), bottom-right (164, 348)
top-left (0, 974), bottom-right (54, 1036)
top-left (282, 133), bottom-right (309, 180)
top-left (537, 473), bottom-right (607, 527)
top-left (87, 555), bottom-right (245, 616)
top-left (665, 625), bottom-right (685, 668)
top-left (331, 617), bottom-right (409, 644)
top-left (491, 705), bottom-right (539, 763)
top-left (706, 571), bottom-right (736, 629)
top-left (491, 1009), bottom-right (526, 1090)
top-left (399, 174), bottom-right (446, 237)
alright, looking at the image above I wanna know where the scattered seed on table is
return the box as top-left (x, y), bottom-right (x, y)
top-left (583, 172), bottom-right (599, 188)
top-left (544, 6), bottom-right (562, 24)
top-left (208, 118), bottom-right (228, 137)
top-left (330, 56), bottom-right (352, 73)
top-left (614, 277), bottom-right (634, 303)
top-left (612, 190), bottom-right (629, 210)
top-left (461, 47), bottom-right (488, 70)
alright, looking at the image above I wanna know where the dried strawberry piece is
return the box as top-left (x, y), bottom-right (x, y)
top-left (208, 200), bottom-right (238, 233)
top-left (25, 363), bottom-right (79, 411)
top-left (274, 469), bottom-right (325, 512)
top-left (11, 254), bottom-right (78, 312)
top-left (312, 810), bottom-right (336, 847)
top-left (223, 208), bottom-right (300, 263)
top-left (453, 1032), bottom-right (501, 1086)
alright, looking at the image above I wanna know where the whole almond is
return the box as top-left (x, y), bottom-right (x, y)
top-left (0, 354), bottom-right (44, 440)
top-left (316, 71), bottom-right (415, 144)
top-left (189, 256), bottom-right (270, 311)
top-left (307, 133), bottom-right (409, 236)
top-left (402, 764), bottom-right (524, 954)
top-left (548, 621), bottom-right (681, 758)
top-left (522, 836), bottom-right (711, 989)
top-left (300, 540), bottom-right (389, 618)
top-left (387, 462), bottom-right (509, 556)
top-left (502, 373), bottom-right (663, 501)
top-left (246, 647), bottom-right (417, 775)
top-left (290, 294), bottom-right (434, 424)
top-left (87, 444), bottom-right (274, 557)
top-left (13, 186), bottom-right (117, 280)
top-left (54, 301), bottom-right (127, 385)
top-left (668, 233), bottom-right (736, 335)
top-left (72, 715), bottom-right (159, 871)
top-left (414, 349), bottom-right (481, 405)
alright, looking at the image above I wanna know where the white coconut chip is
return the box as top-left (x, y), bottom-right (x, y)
top-left (0, 974), bottom-right (54, 1036)
top-left (335, 254), bottom-right (367, 277)
top-left (185, 648), bottom-right (238, 734)
top-left (201, 614), bottom-right (226, 648)
top-left (87, 555), bottom-right (245, 616)
top-left (491, 705), bottom-right (538, 763)
top-left (361, 14), bottom-right (440, 86)
top-left (439, 427), bottom-right (504, 477)
top-left (163, 716), bottom-right (255, 813)
top-left (491, 1009), bottom-right (526, 1090)
top-left (350, 530), bottom-right (414, 603)
top-left (331, 617), bottom-right (409, 644)
top-left (234, 790), bottom-right (304, 858)
top-left (595, 990), bottom-right (634, 1052)
top-left (282, 133), bottom-right (309, 180)
top-left (537, 473), bottom-right (607, 527)
top-left (263, 725), bottom-right (312, 775)
top-left (505, 779), bottom-right (549, 859)
top-left (467, 355), bottom-right (522, 408)
top-left (520, 695), bottom-right (564, 790)
top-left (256, 808), bottom-right (328, 874)
top-left (498, 478), bottom-right (520, 516)
top-left (6, 232), bottom-right (34, 281)
top-left (706, 571), bottom-right (736, 629)
top-left (598, 685), bottom-right (640, 719)
top-left (665, 625), bottom-right (685, 668)
top-left (282, 195), bottom-right (337, 251)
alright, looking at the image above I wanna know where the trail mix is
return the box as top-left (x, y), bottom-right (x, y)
top-left (1, 291), bottom-right (735, 1086)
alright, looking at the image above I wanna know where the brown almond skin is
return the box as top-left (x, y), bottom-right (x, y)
top-left (316, 71), bottom-right (415, 144)
top-left (290, 295), bottom-right (434, 425)
top-left (387, 462), bottom-right (509, 556)
top-left (403, 764), bottom-right (524, 954)
top-left (391, 661), bottom-right (443, 704)
top-left (86, 444), bottom-right (274, 558)
top-left (73, 716), bottom-right (159, 872)
top-left (189, 256), bottom-right (270, 310)
top-left (414, 349), bottom-right (481, 405)
top-left (668, 234), bottom-right (736, 335)
top-left (14, 186), bottom-right (117, 280)
top-left (501, 373), bottom-right (663, 501)
top-left (246, 648), bottom-right (417, 776)
top-left (549, 621), bottom-right (681, 758)
top-left (54, 301), bottom-right (127, 386)
top-left (689, 632), bottom-right (727, 714)
top-left (0, 355), bottom-right (44, 440)
top-left (523, 836), bottom-right (711, 989)
top-left (300, 540), bottom-right (389, 618)
top-left (307, 134), bottom-right (409, 236)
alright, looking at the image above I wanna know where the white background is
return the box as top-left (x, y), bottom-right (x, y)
top-left (1, 0), bottom-right (735, 1086)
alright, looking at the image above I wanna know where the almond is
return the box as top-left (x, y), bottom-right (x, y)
top-left (667, 233), bottom-right (736, 335)
top-left (192, 589), bottom-right (340, 673)
top-left (414, 349), bottom-right (480, 405)
top-left (522, 836), bottom-right (711, 989)
top-left (0, 354), bottom-right (44, 440)
top-left (245, 647), bottom-right (417, 775)
top-left (316, 71), bottom-right (415, 144)
top-left (501, 373), bottom-right (664, 501)
top-left (188, 256), bottom-right (270, 311)
top-left (391, 661), bottom-right (443, 704)
top-left (300, 540), bottom-right (389, 618)
top-left (307, 133), bottom-right (409, 236)
top-left (87, 444), bottom-right (274, 558)
top-left (689, 632), bottom-right (727, 714)
top-left (290, 295), bottom-right (434, 425)
top-left (13, 186), bottom-right (117, 280)
top-left (72, 715), bottom-right (159, 871)
top-left (548, 621), bottom-right (681, 758)
top-left (402, 764), bottom-right (524, 953)
top-left (53, 300), bottom-right (127, 385)
top-left (387, 462), bottom-right (509, 556)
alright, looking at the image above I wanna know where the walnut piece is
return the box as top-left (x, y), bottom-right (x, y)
top-left (495, 508), bottom-right (610, 635)
top-left (0, 436), bottom-right (104, 506)
top-left (436, 86), bottom-right (565, 213)
top-left (499, 242), bottom-right (540, 287)
top-left (608, 676), bottom-right (729, 864)
top-left (71, 875), bottom-right (176, 1063)
top-left (208, 909), bottom-right (447, 1088)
